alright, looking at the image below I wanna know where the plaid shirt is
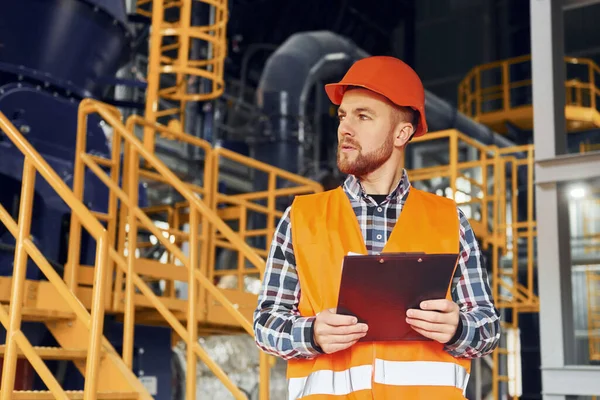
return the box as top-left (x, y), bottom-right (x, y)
top-left (253, 170), bottom-right (500, 360)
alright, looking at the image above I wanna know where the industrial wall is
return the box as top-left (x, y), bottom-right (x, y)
top-left (395, 0), bottom-right (600, 107)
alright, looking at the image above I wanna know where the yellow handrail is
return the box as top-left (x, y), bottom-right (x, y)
top-left (459, 55), bottom-right (600, 125)
top-left (405, 127), bottom-right (539, 400)
top-left (207, 146), bottom-right (323, 290)
top-left (0, 112), bottom-right (149, 400)
top-left (125, 114), bottom-right (266, 272)
top-left (74, 98), bottom-right (267, 400)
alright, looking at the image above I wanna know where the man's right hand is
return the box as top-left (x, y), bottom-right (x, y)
top-left (313, 308), bottom-right (368, 354)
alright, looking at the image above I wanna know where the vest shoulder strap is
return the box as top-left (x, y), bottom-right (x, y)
top-left (291, 186), bottom-right (343, 220)
top-left (408, 186), bottom-right (458, 211)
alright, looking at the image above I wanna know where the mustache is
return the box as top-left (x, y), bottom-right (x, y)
top-left (339, 139), bottom-right (361, 150)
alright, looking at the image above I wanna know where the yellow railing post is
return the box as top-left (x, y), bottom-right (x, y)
top-left (198, 149), bottom-right (213, 320)
top-left (237, 204), bottom-right (248, 290)
top-left (590, 61), bottom-right (597, 111)
top-left (481, 150), bottom-right (489, 240)
top-left (83, 231), bottom-right (110, 400)
top-left (114, 138), bottom-right (132, 311)
top-left (475, 67), bottom-right (482, 118)
top-left (176, 0), bottom-right (193, 125)
top-left (123, 136), bottom-right (139, 369)
top-left (187, 208), bottom-right (199, 400)
top-left (64, 107), bottom-right (89, 291)
top-left (449, 132), bottom-right (458, 199)
top-left (503, 62), bottom-right (510, 112)
top-left (105, 115), bottom-right (123, 309)
top-left (0, 158), bottom-right (36, 400)
top-left (527, 147), bottom-right (535, 303)
top-left (143, 0), bottom-right (164, 154)
top-left (266, 172), bottom-right (276, 262)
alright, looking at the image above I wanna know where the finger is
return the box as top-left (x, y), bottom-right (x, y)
top-left (320, 323), bottom-right (368, 336)
top-left (410, 326), bottom-right (451, 344)
top-left (321, 312), bottom-right (360, 327)
top-left (405, 317), bottom-right (453, 334)
top-left (325, 331), bottom-right (368, 344)
top-left (406, 309), bottom-right (453, 324)
top-left (419, 299), bottom-right (456, 313)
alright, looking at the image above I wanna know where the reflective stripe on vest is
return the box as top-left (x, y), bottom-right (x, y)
top-left (288, 361), bottom-right (470, 399)
top-left (288, 364), bottom-right (372, 399)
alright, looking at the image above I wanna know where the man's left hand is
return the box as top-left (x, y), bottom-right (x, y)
top-left (405, 299), bottom-right (460, 344)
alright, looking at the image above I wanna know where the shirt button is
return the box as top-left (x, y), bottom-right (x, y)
top-left (377, 207), bottom-right (383, 212)
top-left (376, 234), bottom-right (383, 240)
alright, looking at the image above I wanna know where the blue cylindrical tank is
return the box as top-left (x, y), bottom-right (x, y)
top-left (0, 0), bottom-right (132, 98)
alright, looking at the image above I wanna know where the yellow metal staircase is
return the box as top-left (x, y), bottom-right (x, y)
top-left (0, 111), bottom-right (151, 400)
top-left (0, 98), bottom-right (322, 398)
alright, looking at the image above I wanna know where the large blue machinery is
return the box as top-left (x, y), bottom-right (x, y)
top-left (0, 1), bottom-right (175, 397)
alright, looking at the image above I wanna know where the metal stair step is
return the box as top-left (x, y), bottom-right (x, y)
top-left (1, 305), bottom-right (75, 322)
top-left (11, 390), bottom-right (139, 399)
top-left (0, 345), bottom-right (89, 360)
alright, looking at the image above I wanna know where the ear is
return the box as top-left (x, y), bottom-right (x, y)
top-left (393, 122), bottom-right (414, 148)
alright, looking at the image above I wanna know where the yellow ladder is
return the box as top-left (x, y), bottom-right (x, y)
top-left (137, 0), bottom-right (227, 153)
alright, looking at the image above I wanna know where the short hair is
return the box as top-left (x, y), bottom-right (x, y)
top-left (344, 85), bottom-right (419, 137)
top-left (395, 106), bottom-right (419, 138)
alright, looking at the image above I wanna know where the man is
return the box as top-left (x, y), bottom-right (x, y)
top-left (253, 56), bottom-right (500, 399)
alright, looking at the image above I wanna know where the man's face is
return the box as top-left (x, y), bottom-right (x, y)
top-left (336, 88), bottom-right (398, 177)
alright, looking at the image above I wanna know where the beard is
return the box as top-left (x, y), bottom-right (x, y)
top-left (337, 134), bottom-right (394, 177)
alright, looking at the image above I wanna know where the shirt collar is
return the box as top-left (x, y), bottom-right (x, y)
top-left (342, 169), bottom-right (411, 203)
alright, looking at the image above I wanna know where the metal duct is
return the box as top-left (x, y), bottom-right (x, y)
top-left (256, 30), bottom-right (522, 175)
top-left (424, 90), bottom-right (518, 148)
top-left (255, 31), bottom-right (369, 176)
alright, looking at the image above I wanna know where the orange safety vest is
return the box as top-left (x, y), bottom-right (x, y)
top-left (288, 185), bottom-right (471, 399)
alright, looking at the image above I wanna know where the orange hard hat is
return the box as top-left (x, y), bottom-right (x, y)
top-left (324, 56), bottom-right (428, 137)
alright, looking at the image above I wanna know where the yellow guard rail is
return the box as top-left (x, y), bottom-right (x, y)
top-left (459, 55), bottom-right (600, 133)
top-left (406, 128), bottom-right (538, 400)
top-left (0, 112), bottom-right (150, 400)
top-left (71, 98), bottom-right (272, 399)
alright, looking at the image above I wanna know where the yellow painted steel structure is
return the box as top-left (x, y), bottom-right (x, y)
top-left (0, 111), bottom-right (152, 400)
top-left (459, 55), bottom-right (600, 134)
top-left (406, 129), bottom-right (537, 400)
top-left (2, 108), bottom-right (542, 399)
top-left (0, 99), bottom-right (322, 398)
top-left (137, 0), bottom-right (227, 153)
top-left (580, 143), bottom-right (600, 368)
top-left (454, 54), bottom-right (600, 399)
top-left (1, 1), bottom-right (322, 397)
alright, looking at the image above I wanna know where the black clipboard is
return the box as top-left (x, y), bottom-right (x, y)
top-left (336, 252), bottom-right (459, 342)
